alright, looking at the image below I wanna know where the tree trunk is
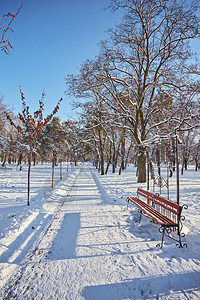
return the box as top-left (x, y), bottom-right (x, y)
top-left (112, 144), bottom-right (116, 173)
top-left (112, 161), bottom-right (115, 173)
top-left (2, 153), bottom-right (7, 167)
top-left (119, 166), bottom-right (122, 175)
top-left (98, 161), bottom-right (101, 173)
top-left (95, 157), bottom-right (98, 169)
top-left (8, 156), bottom-right (11, 164)
top-left (33, 153), bottom-right (36, 166)
top-left (100, 157), bottom-right (104, 175)
top-left (18, 153), bottom-right (23, 171)
top-left (98, 126), bottom-right (105, 175)
top-left (74, 153), bottom-right (77, 166)
top-left (60, 161), bottom-right (62, 180)
top-left (195, 159), bottom-right (198, 171)
top-left (52, 154), bottom-right (55, 188)
top-left (149, 161), bottom-right (155, 180)
top-left (156, 148), bottom-right (161, 176)
top-left (137, 148), bottom-right (146, 183)
top-left (105, 162), bottom-right (110, 174)
top-left (119, 138), bottom-right (125, 175)
top-left (27, 151), bottom-right (32, 206)
top-left (184, 158), bottom-right (188, 170)
top-left (125, 141), bottom-right (133, 169)
top-left (121, 137), bottom-right (125, 171)
top-left (105, 142), bottom-right (112, 174)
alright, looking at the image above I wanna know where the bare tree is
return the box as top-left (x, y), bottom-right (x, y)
top-left (107, 0), bottom-right (200, 181)
top-left (66, 0), bottom-right (200, 182)
top-left (0, 2), bottom-right (23, 54)
top-left (5, 88), bottom-right (62, 205)
top-left (95, 0), bottom-right (200, 182)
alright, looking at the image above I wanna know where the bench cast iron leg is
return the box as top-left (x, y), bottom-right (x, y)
top-left (156, 226), bottom-right (165, 248)
top-left (177, 227), bottom-right (187, 248)
top-left (138, 210), bottom-right (142, 223)
top-left (126, 199), bottom-right (129, 210)
top-left (135, 209), bottom-right (142, 223)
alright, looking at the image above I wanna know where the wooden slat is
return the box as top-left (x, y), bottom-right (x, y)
top-left (137, 188), bottom-right (181, 215)
top-left (153, 194), bottom-right (180, 210)
top-left (127, 196), bottom-right (177, 226)
top-left (149, 197), bottom-right (179, 216)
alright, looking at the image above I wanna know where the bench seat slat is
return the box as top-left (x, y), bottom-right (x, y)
top-left (128, 196), bottom-right (174, 225)
top-left (127, 196), bottom-right (177, 226)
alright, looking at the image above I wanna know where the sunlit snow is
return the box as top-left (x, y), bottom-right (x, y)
top-left (0, 163), bottom-right (200, 299)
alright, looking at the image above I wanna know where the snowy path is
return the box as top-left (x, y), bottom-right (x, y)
top-left (1, 165), bottom-right (200, 299)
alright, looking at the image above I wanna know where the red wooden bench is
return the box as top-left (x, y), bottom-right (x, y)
top-left (126, 188), bottom-right (188, 248)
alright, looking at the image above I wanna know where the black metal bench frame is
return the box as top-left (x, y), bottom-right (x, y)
top-left (126, 188), bottom-right (188, 248)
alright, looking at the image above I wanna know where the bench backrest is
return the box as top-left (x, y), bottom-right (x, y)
top-left (137, 188), bottom-right (182, 222)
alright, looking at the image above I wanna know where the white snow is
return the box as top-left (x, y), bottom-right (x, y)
top-left (0, 162), bottom-right (200, 299)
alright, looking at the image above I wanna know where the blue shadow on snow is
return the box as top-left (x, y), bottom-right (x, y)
top-left (48, 212), bottom-right (80, 260)
top-left (82, 270), bottom-right (200, 299)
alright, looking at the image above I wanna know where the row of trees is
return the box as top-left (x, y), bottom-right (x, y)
top-left (0, 2), bottom-right (84, 206)
top-left (0, 91), bottom-right (83, 205)
top-left (66, 0), bottom-right (200, 182)
top-left (1, 88), bottom-right (199, 206)
top-left (1, 0), bottom-right (200, 207)
top-left (0, 112), bottom-right (80, 171)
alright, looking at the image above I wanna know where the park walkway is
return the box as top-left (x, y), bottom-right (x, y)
top-left (2, 165), bottom-right (200, 299)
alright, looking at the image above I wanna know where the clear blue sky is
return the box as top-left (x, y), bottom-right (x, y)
top-left (0, 0), bottom-right (121, 120)
top-left (0, 0), bottom-right (200, 121)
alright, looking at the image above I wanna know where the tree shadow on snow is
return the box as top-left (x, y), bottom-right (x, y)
top-left (82, 271), bottom-right (200, 300)
top-left (47, 212), bottom-right (80, 260)
top-left (0, 213), bottom-right (52, 264)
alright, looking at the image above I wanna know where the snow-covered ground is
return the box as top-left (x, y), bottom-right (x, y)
top-left (0, 162), bottom-right (200, 299)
